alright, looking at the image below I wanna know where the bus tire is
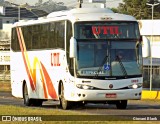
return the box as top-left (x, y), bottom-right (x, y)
top-left (23, 83), bottom-right (32, 106)
top-left (60, 83), bottom-right (71, 110)
top-left (116, 100), bottom-right (127, 109)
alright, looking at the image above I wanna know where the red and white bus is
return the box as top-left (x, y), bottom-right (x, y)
top-left (11, 8), bottom-right (144, 109)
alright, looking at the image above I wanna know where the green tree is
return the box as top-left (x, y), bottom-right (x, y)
top-left (111, 0), bottom-right (160, 19)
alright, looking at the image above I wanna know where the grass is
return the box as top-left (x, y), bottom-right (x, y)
top-left (0, 105), bottom-right (84, 115)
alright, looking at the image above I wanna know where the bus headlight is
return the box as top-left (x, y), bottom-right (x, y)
top-left (76, 84), bottom-right (94, 90)
top-left (128, 83), bottom-right (142, 89)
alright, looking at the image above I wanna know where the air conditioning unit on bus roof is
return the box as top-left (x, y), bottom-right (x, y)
top-left (89, 0), bottom-right (106, 3)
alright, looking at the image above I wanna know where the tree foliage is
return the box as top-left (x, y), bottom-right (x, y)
top-left (112, 0), bottom-right (160, 19)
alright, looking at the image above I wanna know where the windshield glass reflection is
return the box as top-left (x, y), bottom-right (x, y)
top-left (76, 41), bottom-right (142, 77)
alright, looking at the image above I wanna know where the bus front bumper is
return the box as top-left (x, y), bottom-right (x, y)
top-left (65, 88), bottom-right (142, 102)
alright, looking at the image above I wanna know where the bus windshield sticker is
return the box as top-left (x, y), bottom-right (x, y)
top-left (104, 64), bottom-right (110, 71)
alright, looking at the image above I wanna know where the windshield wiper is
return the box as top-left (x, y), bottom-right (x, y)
top-left (94, 55), bottom-right (108, 78)
top-left (116, 56), bottom-right (128, 77)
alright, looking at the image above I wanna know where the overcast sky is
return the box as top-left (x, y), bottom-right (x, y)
top-left (5, 0), bottom-right (122, 8)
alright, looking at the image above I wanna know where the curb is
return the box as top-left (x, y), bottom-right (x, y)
top-left (142, 90), bottom-right (160, 99)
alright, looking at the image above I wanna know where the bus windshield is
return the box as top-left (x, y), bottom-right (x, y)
top-left (75, 22), bottom-right (142, 79)
top-left (75, 21), bottom-right (140, 39)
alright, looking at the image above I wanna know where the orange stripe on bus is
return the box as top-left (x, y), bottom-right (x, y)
top-left (41, 62), bottom-right (58, 99)
top-left (16, 27), bottom-right (35, 91)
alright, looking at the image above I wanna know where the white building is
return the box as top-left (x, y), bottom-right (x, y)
top-left (139, 20), bottom-right (160, 90)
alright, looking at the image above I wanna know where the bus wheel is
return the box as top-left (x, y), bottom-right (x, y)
top-left (60, 84), bottom-right (71, 110)
top-left (116, 100), bottom-right (127, 109)
top-left (23, 83), bottom-right (32, 106)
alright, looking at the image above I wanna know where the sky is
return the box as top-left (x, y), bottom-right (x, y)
top-left (5, 0), bottom-right (122, 8)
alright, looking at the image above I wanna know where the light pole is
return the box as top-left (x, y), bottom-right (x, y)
top-left (146, 2), bottom-right (160, 20)
top-left (146, 2), bottom-right (160, 91)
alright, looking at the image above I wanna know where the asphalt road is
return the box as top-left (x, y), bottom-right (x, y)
top-left (0, 91), bottom-right (160, 115)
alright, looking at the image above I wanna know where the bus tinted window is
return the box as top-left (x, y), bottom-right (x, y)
top-left (56, 21), bottom-right (65, 48)
top-left (11, 28), bottom-right (20, 51)
top-left (11, 21), bottom-right (65, 51)
top-left (75, 22), bottom-right (140, 39)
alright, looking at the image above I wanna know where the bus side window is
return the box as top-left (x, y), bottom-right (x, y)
top-left (49, 22), bottom-right (57, 48)
top-left (22, 26), bottom-right (32, 50)
top-left (11, 29), bottom-right (15, 51)
top-left (55, 21), bottom-right (65, 49)
top-left (31, 25), bottom-right (40, 49)
top-left (40, 24), bottom-right (49, 49)
top-left (11, 28), bottom-right (18, 51)
top-left (32, 34), bottom-right (39, 49)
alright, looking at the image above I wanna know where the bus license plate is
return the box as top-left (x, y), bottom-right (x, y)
top-left (105, 93), bottom-right (116, 98)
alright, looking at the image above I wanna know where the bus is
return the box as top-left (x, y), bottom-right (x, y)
top-left (11, 8), bottom-right (144, 110)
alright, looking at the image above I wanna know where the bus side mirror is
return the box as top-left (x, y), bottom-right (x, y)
top-left (142, 36), bottom-right (151, 58)
top-left (69, 37), bottom-right (77, 58)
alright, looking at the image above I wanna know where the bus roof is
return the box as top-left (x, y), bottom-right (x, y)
top-left (13, 8), bottom-right (137, 27)
top-left (48, 8), bottom-right (137, 22)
